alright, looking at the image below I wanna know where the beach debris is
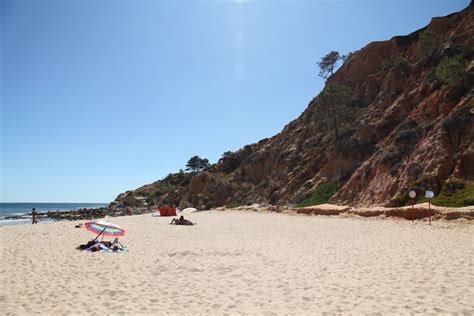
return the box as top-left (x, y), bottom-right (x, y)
top-left (180, 207), bottom-right (197, 214)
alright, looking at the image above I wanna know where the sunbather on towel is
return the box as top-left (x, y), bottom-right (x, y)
top-left (77, 239), bottom-right (128, 252)
top-left (77, 240), bottom-right (109, 252)
top-left (85, 242), bottom-right (109, 252)
top-left (170, 215), bottom-right (194, 226)
top-left (111, 238), bottom-right (127, 252)
top-left (76, 240), bottom-right (96, 250)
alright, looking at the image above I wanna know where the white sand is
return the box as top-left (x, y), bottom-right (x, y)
top-left (1, 211), bottom-right (473, 314)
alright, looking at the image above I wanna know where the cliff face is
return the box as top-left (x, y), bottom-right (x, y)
top-left (113, 3), bottom-right (474, 209)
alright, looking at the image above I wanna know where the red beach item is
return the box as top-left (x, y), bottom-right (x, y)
top-left (158, 207), bottom-right (177, 216)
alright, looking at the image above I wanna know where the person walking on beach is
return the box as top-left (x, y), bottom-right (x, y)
top-left (31, 208), bottom-right (37, 224)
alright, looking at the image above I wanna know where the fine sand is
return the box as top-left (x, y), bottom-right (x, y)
top-left (0, 211), bottom-right (473, 314)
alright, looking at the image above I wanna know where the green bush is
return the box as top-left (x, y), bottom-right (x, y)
top-left (297, 183), bottom-right (338, 207)
top-left (432, 180), bottom-right (474, 207)
top-left (416, 30), bottom-right (438, 61)
top-left (380, 150), bottom-right (402, 168)
top-left (392, 180), bottom-right (474, 207)
top-left (391, 194), bottom-right (410, 207)
top-left (390, 175), bottom-right (441, 206)
top-left (155, 183), bottom-right (173, 196)
top-left (382, 56), bottom-right (408, 70)
top-left (394, 128), bottom-right (420, 144)
top-left (226, 200), bottom-right (244, 208)
top-left (393, 56), bottom-right (408, 69)
top-left (442, 105), bottom-right (472, 148)
top-left (221, 155), bottom-right (242, 174)
top-left (436, 55), bottom-right (466, 85)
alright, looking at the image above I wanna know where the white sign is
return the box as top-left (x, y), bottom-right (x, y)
top-left (409, 190), bottom-right (416, 198)
top-left (425, 190), bottom-right (435, 199)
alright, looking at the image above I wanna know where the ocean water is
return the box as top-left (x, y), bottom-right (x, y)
top-left (0, 203), bottom-right (108, 224)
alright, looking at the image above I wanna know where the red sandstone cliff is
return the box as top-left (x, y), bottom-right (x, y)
top-left (113, 3), bottom-right (473, 209)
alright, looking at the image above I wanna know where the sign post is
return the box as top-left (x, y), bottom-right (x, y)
top-left (425, 190), bottom-right (435, 225)
top-left (409, 190), bottom-right (417, 222)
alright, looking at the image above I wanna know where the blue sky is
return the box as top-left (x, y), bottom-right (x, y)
top-left (0, 0), bottom-right (469, 202)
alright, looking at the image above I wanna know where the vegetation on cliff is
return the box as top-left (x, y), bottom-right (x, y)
top-left (297, 183), bottom-right (338, 207)
top-left (312, 83), bottom-right (358, 140)
top-left (186, 155), bottom-right (211, 172)
top-left (317, 51), bottom-right (342, 79)
top-left (416, 30), bottom-right (439, 61)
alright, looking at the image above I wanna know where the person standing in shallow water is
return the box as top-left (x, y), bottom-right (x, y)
top-left (31, 208), bottom-right (37, 224)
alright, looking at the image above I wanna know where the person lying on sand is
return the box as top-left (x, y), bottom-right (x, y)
top-left (76, 240), bottom-right (127, 252)
top-left (76, 240), bottom-right (107, 252)
top-left (170, 215), bottom-right (194, 226)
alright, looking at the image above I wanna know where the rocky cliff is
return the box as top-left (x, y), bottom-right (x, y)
top-left (112, 3), bottom-right (474, 209)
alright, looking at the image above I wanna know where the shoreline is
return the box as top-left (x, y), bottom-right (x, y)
top-left (0, 206), bottom-right (151, 226)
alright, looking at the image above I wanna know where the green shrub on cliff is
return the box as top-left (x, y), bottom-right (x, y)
top-left (297, 183), bottom-right (338, 207)
top-left (155, 183), bottom-right (173, 196)
top-left (436, 55), bottom-right (466, 85)
top-left (226, 200), bottom-right (244, 208)
top-left (219, 151), bottom-right (242, 174)
top-left (416, 30), bottom-right (438, 61)
top-left (431, 180), bottom-right (474, 207)
top-left (391, 194), bottom-right (409, 207)
top-left (442, 105), bottom-right (472, 149)
top-left (392, 180), bottom-right (474, 207)
top-left (393, 56), bottom-right (408, 69)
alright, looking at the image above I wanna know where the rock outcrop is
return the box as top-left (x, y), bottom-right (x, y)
top-left (113, 3), bottom-right (473, 209)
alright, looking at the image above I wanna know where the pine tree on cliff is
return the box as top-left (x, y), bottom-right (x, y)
top-left (317, 51), bottom-right (341, 79)
top-left (186, 155), bottom-right (210, 172)
top-left (313, 84), bottom-right (356, 140)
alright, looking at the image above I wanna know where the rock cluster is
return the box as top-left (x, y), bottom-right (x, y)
top-left (42, 207), bottom-right (151, 221)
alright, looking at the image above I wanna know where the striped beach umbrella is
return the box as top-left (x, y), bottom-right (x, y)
top-left (84, 220), bottom-right (125, 238)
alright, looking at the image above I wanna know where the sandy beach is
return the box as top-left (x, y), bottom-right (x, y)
top-left (1, 210), bottom-right (473, 314)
